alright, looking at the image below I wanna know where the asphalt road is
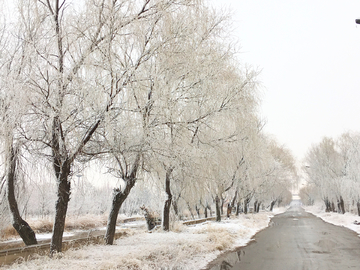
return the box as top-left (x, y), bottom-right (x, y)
top-left (207, 201), bottom-right (360, 270)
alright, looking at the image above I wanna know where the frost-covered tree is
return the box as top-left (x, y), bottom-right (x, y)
top-left (305, 137), bottom-right (345, 213)
top-left (0, 16), bottom-right (38, 245)
top-left (15, 0), bottom-right (185, 253)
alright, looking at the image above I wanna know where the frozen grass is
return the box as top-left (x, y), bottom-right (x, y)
top-left (304, 203), bottom-right (360, 235)
top-left (2, 209), bottom-right (286, 270)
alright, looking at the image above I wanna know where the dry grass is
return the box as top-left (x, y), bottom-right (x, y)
top-left (0, 226), bottom-right (18, 240)
top-left (64, 214), bottom-right (108, 231)
top-left (0, 214), bottom-right (110, 240)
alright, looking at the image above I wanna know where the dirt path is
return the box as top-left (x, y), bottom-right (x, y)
top-left (207, 202), bottom-right (360, 270)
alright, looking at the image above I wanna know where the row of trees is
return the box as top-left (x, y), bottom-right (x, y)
top-left (0, 0), bottom-right (295, 254)
top-left (303, 132), bottom-right (360, 215)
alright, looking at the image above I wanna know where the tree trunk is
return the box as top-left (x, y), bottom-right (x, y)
top-left (105, 179), bottom-right (136, 244)
top-left (226, 203), bottom-right (231, 218)
top-left (220, 196), bottom-right (225, 215)
top-left (338, 196), bottom-right (345, 214)
top-left (357, 202), bottom-right (360, 216)
top-left (324, 198), bottom-right (331, 212)
top-left (256, 202), bottom-right (261, 213)
top-left (215, 195), bottom-right (221, 222)
top-left (231, 191), bottom-right (238, 208)
top-left (7, 146), bottom-right (37, 246)
top-left (236, 202), bottom-right (241, 216)
top-left (204, 206), bottom-right (208, 218)
top-left (106, 152), bottom-right (140, 244)
top-left (50, 161), bottom-right (71, 254)
top-left (331, 201), bottom-right (336, 212)
top-left (253, 200), bottom-right (258, 213)
top-left (162, 167), bottom-right (174, 231)
top-left (270, 200), bottom-right (276, 211)
top-left (195, 205), bottom-right (201, 219)
top-left (244, 198), bottom-right (249, 214)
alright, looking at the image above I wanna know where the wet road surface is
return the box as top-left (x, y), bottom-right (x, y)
top-left (207, 201), bottom-right (360, 270)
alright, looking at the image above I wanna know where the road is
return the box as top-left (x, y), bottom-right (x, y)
top-left (207, 201), bottom-right (360, 270)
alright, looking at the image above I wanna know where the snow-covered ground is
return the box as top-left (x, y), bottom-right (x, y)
top-left (3, 208), bottom-right (287, 270)
top-left (6, 203), bottom-right (360, 269)
top-left (304, 204), bottom-right (360, 235)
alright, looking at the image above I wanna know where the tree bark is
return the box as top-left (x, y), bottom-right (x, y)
top-left (204, 206), bottom-right (208, 218)
top-left (338, 196), bottom-right (345, 214)
top-left (215, 195), bottom-right (221, 222)
top-left (226, 203), bottom-right (231, 218)
top-left (357, 201), bottom-right (360, 216)
top-left (105, 179), bottom-right (136, 244)
top-left (7, 146), bottom-right (37, 246)
top-left (256, 201), bottom-right (261, 213)
top-left (50, 161), bottom-right (71, 254)
top-left (324, 198), bottom-right (331, 212)
top-left (270, 200), bottom-right (276, 211)
top-left (195, 205), bottom-right (201, 219)
top-left (106, 153), bottom-right (140, 244)
top-left (162, 167), bottom-right (174, 231)
top-left (236, 202), bottom-right (241, 216)
top-left (220, 196), bottom-right (225, 215)
top-left (244, 198), bottom-right (250, 214)
top-left (253, 200), bottom-right (258, 213)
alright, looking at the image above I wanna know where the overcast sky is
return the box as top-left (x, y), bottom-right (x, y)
top-left (209, 0), bottom-right (360, 161)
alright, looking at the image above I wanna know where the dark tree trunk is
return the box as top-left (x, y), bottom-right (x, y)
top-left (357, 202), bottom-right (360, 216)
top-left (195, 205), bottom-right (201, 219)
top-left (7, 146), bottom-right (37, 246)
top-left (106, 153), bottom-right (140, 244)
top-left (270, 200), bottom-right (276, 211)
top-left (256, 202), bottom-right (261, 213)
top-left (324, 198), bottom-right (331, 212)
top-left (338, 196), bottom-right (345, 214)
top-left (50, 161), bottom-right (71, 254)
top-left (162, 167), bottom-right (174, 231)
top-left (215, 195), bottom-right (221, 222)
top-left (253, 200), bottom-right (258, 213)
top-left (236, 202), bottom-right (241, 216)
top-left (244, 198), bottom-right (250, 214)
top-left (105, 180), bottom-right (135, 244)
top-left (227, 191), bottom-right (238, 218)
top-left (204, 206), bottom-right (208, 218)
top-left (226, 203), bottom-right (231, 218)
top-left (331, 201), bottom-right (336, 212)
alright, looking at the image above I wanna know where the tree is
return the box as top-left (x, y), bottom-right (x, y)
top-left (305, 137), bottom-right (345, 213)
top-left (0, 17), bottom-right (38, 245)
top-left (17, 0), bottom-right (174, 253)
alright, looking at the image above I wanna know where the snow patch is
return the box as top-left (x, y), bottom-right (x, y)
top-left (305, 204), bottom-right (360, 235)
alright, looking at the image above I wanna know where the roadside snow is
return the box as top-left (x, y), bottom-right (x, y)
top-left (3, 209), bottom-right (286, 270)
top-left (304, 204), bottom-right (360, 235)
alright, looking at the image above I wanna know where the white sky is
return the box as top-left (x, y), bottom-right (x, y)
top-left (209, 0), bottom-right (360, 161)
